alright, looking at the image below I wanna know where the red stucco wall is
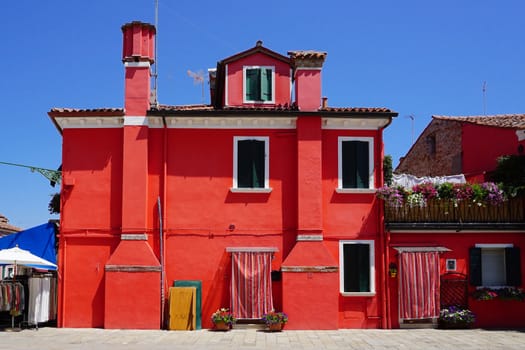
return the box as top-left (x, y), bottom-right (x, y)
top-left (225, 53), bottom-right (291, 106)
top-left (462, 124), bottom-right (522, 179)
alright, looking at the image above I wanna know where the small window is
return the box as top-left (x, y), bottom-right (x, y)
top-left (339, 240), bottom-right (375, 295)
top-left (338, 137), bottom-right (374, 190)
top-left (470, 245), bottom-right (521, 287)
top-left (233, 137), bottom-right (269, 191)
top-left (244, 66), bottom-right (274, 103)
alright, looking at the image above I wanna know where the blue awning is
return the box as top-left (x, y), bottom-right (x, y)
top-left (0, 222), bottom-right (57, 270)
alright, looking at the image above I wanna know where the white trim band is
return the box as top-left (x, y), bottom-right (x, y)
top-left (124, 61), bottom-right (151, 68)
top-left (123, 116), bottom-right (148, 126)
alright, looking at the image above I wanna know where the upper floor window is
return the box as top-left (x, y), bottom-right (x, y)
top-left (232, 136), bottom-right (270, 192)
top-left (243, 66), bottom-right (274, 103)
top-left (339, 240), bottom-right (375, 296)
top-left (470, 244), bottom-right (521, 287)
top-left (338, 137), bottom-right (374, 190)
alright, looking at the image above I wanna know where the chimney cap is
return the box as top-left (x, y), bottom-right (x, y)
top-left (256, 40), bottom-right (263, 47)
top-left (121, 21), bottom-right (156, 33)
top-left (288, 50), bottom-right (327, 68)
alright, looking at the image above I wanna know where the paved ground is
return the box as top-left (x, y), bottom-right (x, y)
top-left (1, 327), bottom-right (525, 350)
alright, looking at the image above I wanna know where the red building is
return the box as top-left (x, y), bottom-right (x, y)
top-left (387, 114), bottom-right (525, 329)
top-left (48, 22), bottom-right (398, 329)
top-left (396, 114), bottom-right (525, 182)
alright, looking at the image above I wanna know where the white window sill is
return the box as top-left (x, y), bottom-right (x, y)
top-left (230, 187), bottom-right (273, 193)
top-left (335, 188), bottom-right (376, 194)
top-left (340, 292), bottom-right (376, 297)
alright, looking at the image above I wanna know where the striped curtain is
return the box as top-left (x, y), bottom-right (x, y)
top-left (399, 251), bottom-right (440, 320)
top-left (230, 251), bottom-right (274, 319)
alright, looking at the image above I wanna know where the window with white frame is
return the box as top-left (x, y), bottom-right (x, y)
top-left (470, 244), bottom-right (522, 287)
top-left (243, 66), bottom-right (274, 103)
top-left (338, 137), bottom-right (374, 190)
top-left (339, 240), bottom-right (375, 295)
top-left (233, 136), bottom-right (269, 190)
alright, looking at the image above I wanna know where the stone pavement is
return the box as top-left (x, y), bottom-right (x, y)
top-left (1, 327), bottom-right (525, 350)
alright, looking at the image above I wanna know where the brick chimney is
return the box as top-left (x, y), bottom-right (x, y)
top-left (288, 51), bottom-right (327, 111)
top-left (121, 21), bottom-right (156, 116)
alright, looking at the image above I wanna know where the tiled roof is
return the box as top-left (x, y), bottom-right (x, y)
top-left (49, 108), bottom-right (124, 115)
top-left (287, 50), bottom-right (327, 60)
top-left (0, 213), bottom-right (21, 235)
top-left (321, 106), bottom-right (395, 113)
top-left (433, 114), bottom-right (525, 129)
top-left (150, 104), bottom-right (396, 115)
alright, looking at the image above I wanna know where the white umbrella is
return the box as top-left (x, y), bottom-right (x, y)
top-left (0, 246), bottom-right (56, 330)
top-left (0, 246), bottom-right (56, 268)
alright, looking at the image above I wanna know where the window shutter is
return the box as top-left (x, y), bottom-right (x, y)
top-left (469, 247), bottom-right (482, 286)
top-left (246, 69), bottom-right (260, 101)
top-left (261, 68), bottom-right (272, 101)
top-left (343, 244), bottom-right (370, 293)
top-left (238, 140), bottom-right (252, 187)
top-left (355, 141), bottom-right (369, 188)
top-left (505, 247), bottom-right (522, 286)
top-left (237, 139), bottom-right (265, 188)
top-left (342, 141), bottom-right (369, 189)
top-left (342, 141), bottom-right (356, 188)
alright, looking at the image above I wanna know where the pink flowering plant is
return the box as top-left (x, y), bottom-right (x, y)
top-left (377, 182), bottom-right (506, 207)
top-left (472, 287), bottom-right (525, 301)
top-left (211, 308), bottom-right (236, 326)
top-left (261, 310), bottom-right (288, 325)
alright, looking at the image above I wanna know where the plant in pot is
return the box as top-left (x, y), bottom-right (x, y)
top-left (261, 310), bottom-right (288, 331)
top-left (438, 305), bottom-right (476, 329)
top-left (211, 308), bottom-right (235, 331)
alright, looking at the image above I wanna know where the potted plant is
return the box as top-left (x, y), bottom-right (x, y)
top-left (261, 310), bottom-right (288, 331)
top-left (211, 308), bottom-right (235, 331)
top-left (438, 305), bottom-right (476, 329)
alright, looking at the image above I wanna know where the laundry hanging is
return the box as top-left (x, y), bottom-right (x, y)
top-left (230, 251), bottom-right (274, 319)
top-left (399, 251), bottom-right (440, 320)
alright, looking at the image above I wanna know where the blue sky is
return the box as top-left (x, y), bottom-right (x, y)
top-left (1, 0), bottom-right (524, 229)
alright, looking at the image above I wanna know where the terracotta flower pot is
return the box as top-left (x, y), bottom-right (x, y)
top-left (268, 323), bottom-right (283, 332)
top-left (214, 321), bottom-right (230, 331)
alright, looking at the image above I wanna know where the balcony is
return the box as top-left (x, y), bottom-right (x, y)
top-left (384, 197), bottom-right (525, 231)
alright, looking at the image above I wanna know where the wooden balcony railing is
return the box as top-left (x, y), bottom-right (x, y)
top-left (384, 197), bottom-right (525, 225)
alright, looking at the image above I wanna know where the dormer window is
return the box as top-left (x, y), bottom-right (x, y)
top-left (243, 66), bottom-right (274, 103)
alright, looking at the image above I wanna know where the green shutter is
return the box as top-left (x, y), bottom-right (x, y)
top-left (343, 244), bottom-right (370, 293)
top-left (505, 247), bottom-right (522, 286)
top-left (469, 247), bottom-right (482, 286)
top-left (237, 139), bottom-right (265, 188)
top-left (342, 141), bottom-right (369, 189)
top-left (261, 68), bottom-right (272, 101)
top-left (245, 69), bottom-right (260, 101)
top-left (356, 141), bottom-right (369, 188)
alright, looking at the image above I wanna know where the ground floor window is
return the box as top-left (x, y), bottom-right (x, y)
top-left (339, 240), bottom-right (375, 295)
top-left (470, 244), bottom-right (521, 287)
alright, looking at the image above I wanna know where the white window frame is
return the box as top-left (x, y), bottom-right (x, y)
top-left (337, 136), bottom-right (375, 193)
top-left (231, 136), bottom-right (271, 193)
top-left (243, 66), bottom-right (275, 104)
top-left (339, 240), bottom-right (376, 296)
top-left (475, 243), bottom-right (513, 288)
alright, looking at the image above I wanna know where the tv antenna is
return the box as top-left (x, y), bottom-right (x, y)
top-left (187, 69), bottom-right (205, 104)
top-left (406, 115), bottom-right (415, 145)
top-left (151, 0), bottom-right (159, 108)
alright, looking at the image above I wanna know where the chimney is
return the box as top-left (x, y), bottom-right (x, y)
top-left (288, 50), bottom-right (327, 111)
top-left (121, 21), bottom-right (156, 116)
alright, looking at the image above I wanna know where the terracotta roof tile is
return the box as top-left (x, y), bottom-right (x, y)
top-left (150, 104), bottom-right (396, 115)
top-left (49, 107), bottom-right (124, 116)
top-left (0, 213), bottom-right (21, 235)
top-left (287, 50), bottom-right (327, 60)
top-left (433, 114), bottom-right (525, 129)
top-left (321, 106), bottom-right (395, 113)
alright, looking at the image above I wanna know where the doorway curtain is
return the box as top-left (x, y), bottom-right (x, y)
top-left (399, 251), bottom-right (440, 320)
top-left (230, 251), bottom-right (274, 319)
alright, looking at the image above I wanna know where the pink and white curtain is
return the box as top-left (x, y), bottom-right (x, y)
top-left (230, 251), bottom-right (274, 319)
top-left (399, 251), bottom-right (440, 320)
